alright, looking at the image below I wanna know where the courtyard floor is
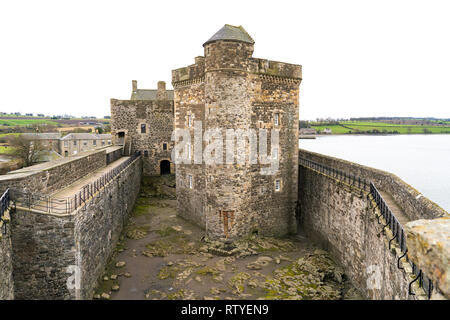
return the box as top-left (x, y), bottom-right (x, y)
top-left (93, 177), bottom-right (362, 300)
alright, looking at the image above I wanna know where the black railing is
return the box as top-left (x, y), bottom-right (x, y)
top-left (12, 151), bottom-right (141, 214)
top-left (299, 157), bottom-right (369, 191)
top-left (370, 182), bottom-right (433, 299)
top-left (0, 189), bottom-right (10, 234)
top-left (300, 157), bottom-right (433, 299)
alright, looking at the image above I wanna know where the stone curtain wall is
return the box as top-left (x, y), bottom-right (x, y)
top-left (110, 99), bottom-right (174, 176)
top-left (405, 217), bottom-right (450, 299)
top-left (11, 209), bottom-right (76, 299)
top-left (298, 165), bottom-right (425, 299)
top-left (74, 156), bottom-right (142, 299)
top-left (299, 149), bottom-right (447, 221)
top-left (0, 149), bottom-right (107, 195)
top-left (9, 156), bottom-right (142, 299)
top-left (0, 218), bottom-right (14, 299)
top-left (106, 146), bottom-right (123, 164)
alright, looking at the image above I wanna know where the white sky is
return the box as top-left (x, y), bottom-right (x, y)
top-left (1, 0), bottom-right (449, 120)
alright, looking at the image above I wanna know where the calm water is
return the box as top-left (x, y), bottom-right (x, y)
top-left (299, 134), bottom-right (450, 213)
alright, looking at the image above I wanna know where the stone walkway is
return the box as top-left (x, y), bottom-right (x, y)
top-left (379, 190), bottom-right (410, 225)
top-left (51, 156), bottom-right (130, 199)
top-left (92, 177), bottom-right (362, 300)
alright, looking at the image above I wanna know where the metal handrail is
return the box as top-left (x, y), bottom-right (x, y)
top-left (11, 151), bottom-right (141, 215)
top-left (299, 157), bottom-right (433, 299)
top-left (370, 181), bottom-right (433, 299)
top-left (0, 188), bottom-right (10, 234)
top-left (299, 157), bottom-right (369, 191)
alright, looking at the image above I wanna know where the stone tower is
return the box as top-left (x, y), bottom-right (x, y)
top-left (172, 25), bottom-right (302, 240)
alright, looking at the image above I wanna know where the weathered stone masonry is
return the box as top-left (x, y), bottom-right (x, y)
top-left (0, 148), bottom-right (108, 195)
top-left (298, 149), bottom-right (448, 299)
top-left (8, 153), bottom-right (142, 299)
top-left (172, 25), bottom-right (301, 240)
top-left (0, 212), bottom-right (14, 300)
top-left (111, 81), bottom-right (174, 176)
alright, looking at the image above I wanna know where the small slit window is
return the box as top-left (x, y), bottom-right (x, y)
top-left (274, 113), bottom-right (280, 126)
top-left (163, 143), bottom-right (167, 150)
top-left (93, 140), bottom-right (97, 146)
top-left (188, 175), bottom-right (193, 189)
top-left (275, 179), bottom-right (281, 192)
top-left (141, 124), bottom-right (146, 133)
top-left (144, 150), bottom-right (149, 157)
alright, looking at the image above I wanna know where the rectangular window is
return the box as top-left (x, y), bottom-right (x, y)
top-left (64, 141), bottom-right (68, 147)
top-left (163, 143), bottom-right (167, 150)
top-left (275, 179), bottom-right (281, 192)
top-left (274, 113), bottom-right (279, 126)
top-left (73, 140), bottom-right (77, 146)
top-left (188, 115), bottom-right (192, 127)
top-left (188, 175), bottom-right (193, 189)
top-left (93, 140), bottom-right (97, 146)
top-left (102, 141), bottom-right (105, 145)
top-left (83, 141), bottom-right (87, 146)
top-left (144, 150), bottom-right (149, 157)
top-left (108, 140), bottom-right (111, 145)
top-left (141, 124), bottom-right (146, 133)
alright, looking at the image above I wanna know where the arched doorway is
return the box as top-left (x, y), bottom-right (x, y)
top-left (160, 160), bottom-right (171, 175)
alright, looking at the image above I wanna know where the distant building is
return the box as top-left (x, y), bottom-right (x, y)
top-left (22, 133), bottom-right (61, 152)
top-left (323, 128), bottom-right (332, 134)
top-left (59, 133), bottom-right (112, 156)
top-left (22, 132), bottom-right (112, 157)
top-left (299, 128), bottom-right (317, 135)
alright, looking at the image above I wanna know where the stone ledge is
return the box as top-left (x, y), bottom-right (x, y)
top-left (405, 217), bottom-right (450, 298)
top-left (299, 149), bottom-right (449, 221)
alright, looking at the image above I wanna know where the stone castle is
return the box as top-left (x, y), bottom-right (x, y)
top-left (111, 25), bottom-right (301, 240)
top-left (0, 24), bottom-right (447, 301)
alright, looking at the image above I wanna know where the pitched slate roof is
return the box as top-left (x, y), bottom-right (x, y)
top-left (60, 133), bottom-right (112, 140)
top-left (130, 89), bottom-right (174, 101)
top-left (22, 133), bottom-right (61, 140)
top-left (203, 24), bottom-right (254, 46)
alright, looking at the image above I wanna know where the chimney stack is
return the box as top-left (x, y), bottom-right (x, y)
top-left (157, 81), bottom-right (167, 100)
top-left (132, 80), bottom-right (137, 92)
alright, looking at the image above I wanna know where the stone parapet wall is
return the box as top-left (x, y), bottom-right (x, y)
top-left (11, 208), bottom-right (76, 299)
top-left (9, 156), bottom-right (142, 299)
top-left (0, 148), bottom-right (107, 195)
top-left (298, 165), bottom-right (427, 299)
top-left (405, 217), bottom-right (450, 299)
top-left (0, 211), bottom-right (14, 300)
top-left (299, 149), bottom-right (448, 221)
top-left (106, 146), bottom-right (123, 164)
top-left (75, 156), bottom-right (141, 298)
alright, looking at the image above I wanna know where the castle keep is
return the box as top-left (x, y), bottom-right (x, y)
top-left (172, 25), bottom-right (301, 240)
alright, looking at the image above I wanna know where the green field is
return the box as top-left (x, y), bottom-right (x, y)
top-left (0, 119), bottom-right (58, 126)
top-left (0, 146), bottom-right (16, 154)
top-left (310, 121), bottom-right (450, 134)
